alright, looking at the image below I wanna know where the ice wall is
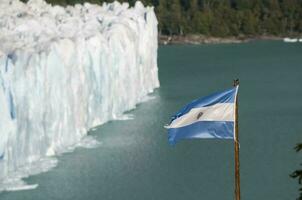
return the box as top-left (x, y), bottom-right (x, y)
top-left (0, 0), bottom-right (159, 191)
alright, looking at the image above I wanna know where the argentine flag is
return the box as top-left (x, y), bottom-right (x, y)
top-left (166, 86), bottom-right (239, 145)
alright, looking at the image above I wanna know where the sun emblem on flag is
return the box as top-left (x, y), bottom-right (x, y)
top-left (197, 112), bottom-right (203, 119)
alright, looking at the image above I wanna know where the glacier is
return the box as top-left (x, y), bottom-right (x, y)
top-left (0, 0), bottom-right (159, 191)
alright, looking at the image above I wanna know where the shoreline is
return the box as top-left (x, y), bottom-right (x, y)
top-left (159, 34), bottom-right (284, 45)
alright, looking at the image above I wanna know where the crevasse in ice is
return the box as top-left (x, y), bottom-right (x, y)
top-left (0, 0), bottom-right (159, 191)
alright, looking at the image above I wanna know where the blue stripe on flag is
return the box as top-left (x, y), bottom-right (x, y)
top-left (168, 121), bottom-right (234, 145)
top-left (170, 87), bottom-right (237, 122)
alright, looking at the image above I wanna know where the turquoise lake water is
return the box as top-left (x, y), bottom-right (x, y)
top-left (1, 41), bottom-right (302, 200)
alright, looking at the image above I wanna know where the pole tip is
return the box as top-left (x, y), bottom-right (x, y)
top-left (233, 79), bottom-right (239, 87)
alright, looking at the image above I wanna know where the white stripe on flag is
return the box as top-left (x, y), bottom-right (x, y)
top-left (168, 103), bottom-right (235, 128)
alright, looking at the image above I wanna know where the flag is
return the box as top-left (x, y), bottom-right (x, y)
top-left (166, 86), bottom-right (239, 145)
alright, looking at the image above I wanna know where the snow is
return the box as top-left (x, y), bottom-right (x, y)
top-left (0, 0), bottom-right (159, 191)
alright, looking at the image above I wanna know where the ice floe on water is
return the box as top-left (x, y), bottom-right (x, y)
top-left (0, 157), bottom-right (57, 192)
top-left (0, 0), bottom-right (159, 191)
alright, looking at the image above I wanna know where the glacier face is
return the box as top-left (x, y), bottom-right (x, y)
top-left (0, 0), bottom-right (159, 191)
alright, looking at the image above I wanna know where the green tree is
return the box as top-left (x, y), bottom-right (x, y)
top-left (188, 0), bottom-right (201, 33)
top-left (166, 0), bottom-right (183, 35)
top-left (291, 143), bottom-right (302, 200)
top-left (241, 10), bottom-right (258, 35)
top-left (221, 3), bottom-right (241, 36)
top-left (209, 1), bottom-right (231, 37)
top-left (261, 0), bottom-right (283, 35)
top-left (280, 0), bottom-right (299, 35)
top-left (192, 10), bottom-right (213, 35)
top-left (156, 0), bottom-right (167, 34)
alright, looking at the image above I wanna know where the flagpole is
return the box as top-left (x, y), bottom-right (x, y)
top-left (233, 79), bottom-right (240, 200)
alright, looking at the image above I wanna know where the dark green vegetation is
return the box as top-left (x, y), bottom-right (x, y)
top-left (155, 0), bottom-right (302, 37)
top-left (21, 0), bottom-right (302, 37)
top-left (291, 143), bottom-right (302, 200)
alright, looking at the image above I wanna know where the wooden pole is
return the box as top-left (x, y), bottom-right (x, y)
top-left (233, 79), bottom-right (240, 200)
